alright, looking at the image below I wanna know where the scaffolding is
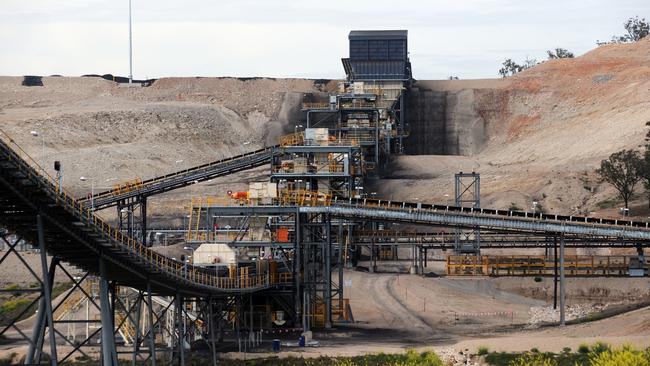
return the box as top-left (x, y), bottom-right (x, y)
top-left (454, 172), bottom-right (480, 255)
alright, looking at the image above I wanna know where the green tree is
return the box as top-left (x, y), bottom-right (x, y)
top-left (599, 16), bottom-right (649, 44)
top-left (638, 122), bottom-right (650, 209)
top-left (624, 16), bottom-right (650, 41)
top-left (638, 150), bottom-right (650, 210)
top-left (499, 59), bottom-right (523, 78)
top-left (547, 48), bottom-right (575, 59)
top-left (498, 58), bottom-right (538, 78)
top-left (597, 150), bottom-right (642, 209)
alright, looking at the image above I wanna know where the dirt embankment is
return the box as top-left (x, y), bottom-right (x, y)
top-left (386, 37), bottom-right (650, 217)
top-left (0, 76), bottom-right (336, 222)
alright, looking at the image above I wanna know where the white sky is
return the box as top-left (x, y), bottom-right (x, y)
top-left (0, 0), bottom-right (648, 80)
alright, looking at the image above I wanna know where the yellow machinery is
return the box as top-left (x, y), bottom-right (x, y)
top-left (279, 131), bottom-right (305, 147)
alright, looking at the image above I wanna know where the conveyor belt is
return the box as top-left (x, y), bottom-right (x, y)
top-left (299, 197), bottom-right (650, 241)
top-left (79, 145), bottom-right (280, 210)
top-left (0, 131), bottom-right (272, 296)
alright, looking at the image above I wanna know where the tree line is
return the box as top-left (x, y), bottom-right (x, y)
top-left (499, 16), bottom-right (649, 78)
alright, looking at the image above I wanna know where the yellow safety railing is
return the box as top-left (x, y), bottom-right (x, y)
top-left (340, 101), bottom-right (376, 109)
top-left (186, 189), bottom-right (333, 214)
top-left (112, 178), bottom-right (143, 196)
top-left (271, 161), bottom-right (345, 174)
top-left (54, 279), bottom-right (96, 321)
top-left (0, 129), bottom-right (272, 292)
top-left (279, 131), bottom-right (305, 147)
top-left (446, 255), bottom-right (646, 276)
top-left (328, 137), bottom-right (361, 147)
top-left (279, 189), bottom-right (332, 207)
top-left (302, 102), bottom-right (329, 109)
top-left (114, 311), bottom-right (136, 344)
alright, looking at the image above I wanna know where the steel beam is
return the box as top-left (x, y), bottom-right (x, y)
top-left (147, 281), bottom-right (157, 366)
top-left (324, 217), bottom-right (332, 329)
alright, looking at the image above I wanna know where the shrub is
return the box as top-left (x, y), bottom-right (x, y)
top-left (508, 203), bottom-right (522, 211)
top-left (477, 346), bottom-right (489, 356)
top-left (591, 342), bottom-right (611, 354)
top-left (509, 353), bottom-right (556, 366)
top-left (589, 345), bottom-right (650, 366)
top-left (530, 348), bottom-right (540, 353)
top-left (578, 344), bottom-right (590, 354)
top-left (0, 298), bottom-right (31, 314)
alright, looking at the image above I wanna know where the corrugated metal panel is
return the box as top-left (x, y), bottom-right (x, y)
top-left (349, 60), bottom-right (408, 80)
top-left (349, 40), bottom-right (368, 60)
top-left (368, 40), bottom-right (389, 60)
top-left (349, 35), bottom-right (407, 61)
top-left (388, 40), bottom-right (406, 60)
top-left (349, 30), bottom-right (408, 40)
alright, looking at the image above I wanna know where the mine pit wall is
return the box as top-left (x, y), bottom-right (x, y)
top-left (404, 82), bottom-right (489, 156)
top-left (488, 277), bottom-right (650, 304)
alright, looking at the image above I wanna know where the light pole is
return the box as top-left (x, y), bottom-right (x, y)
top-left (80, 176), bottom-right (95, 211)
top-left (128, 0), bottom-right (133, 83)
top-left (30, 130), bottom-right (45, 166)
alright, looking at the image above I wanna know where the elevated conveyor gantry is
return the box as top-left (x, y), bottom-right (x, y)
top-left (79, 144), bottom-right (281, 211)
top-left (0, 131), bottom-right (278, 296)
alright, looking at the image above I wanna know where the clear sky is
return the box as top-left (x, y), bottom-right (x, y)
top-left (0, 0), bottom-right (648, 80)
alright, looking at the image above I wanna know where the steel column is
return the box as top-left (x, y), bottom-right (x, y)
top-left (337, 222), bottom-right (344, 315)
top-left (36, 214), bottom-right (58, 366)
top-left (175, 292), bottom-right (185, 366)
top-left (209, 297), bottom-right (217, 366)
top-left (26, 295), bottom-right (46, 364)
top-left (146, 281), bottom-right (156, 366)
top-left (141, 196), bottom-right (148, 246)
top-left (99, 256), bottom-right (117, 366)
top-left (131, 292), bottom-right (143, 366)
top-left (294, 210), bottom-right (302, 329)
top-left (324, 217), bottom-right (332, 329)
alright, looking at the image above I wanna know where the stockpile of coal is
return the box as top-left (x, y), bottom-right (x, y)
top-left (22, 75), bottom-right (43, 86)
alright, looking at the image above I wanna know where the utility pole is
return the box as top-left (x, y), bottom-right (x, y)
top-left (128, 0), bottom-right (133, 83)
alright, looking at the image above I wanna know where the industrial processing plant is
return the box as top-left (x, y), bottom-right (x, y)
top-left (2, 10), bottom-right (650, 366)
